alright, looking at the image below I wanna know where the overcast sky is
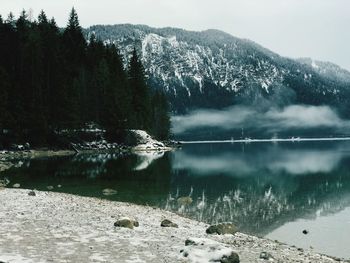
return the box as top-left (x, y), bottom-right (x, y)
top-left (2, 0), bottom-right (349, 71)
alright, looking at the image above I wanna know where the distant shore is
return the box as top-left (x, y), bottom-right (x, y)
top-left (0, 189), bottom-right (348, 263)
top-left (181, 136), bottom-right (350, 144)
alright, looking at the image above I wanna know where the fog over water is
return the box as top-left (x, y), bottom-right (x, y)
top-left (172, 104), bottom-right (350, 136)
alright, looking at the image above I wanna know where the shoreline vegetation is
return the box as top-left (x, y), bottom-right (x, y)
top-left (0, 189), bottom-right (348, 263)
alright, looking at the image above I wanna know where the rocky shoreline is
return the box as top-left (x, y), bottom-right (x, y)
top-left (0, 189), bottom-right (348, 263)
top-left (0, 129), bottom-right (179, 174)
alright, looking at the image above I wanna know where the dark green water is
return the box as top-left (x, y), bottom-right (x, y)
top-left (2, 141), bottom-right (350, 258)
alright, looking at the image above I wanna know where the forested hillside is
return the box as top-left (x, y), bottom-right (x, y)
top-left (87, 25), bottom-right (350, 115)
top-left (0, 9), bottom-right (170, 147)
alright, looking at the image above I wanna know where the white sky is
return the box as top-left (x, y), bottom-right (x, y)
top-left (1, 0), bottom-right (350, 71)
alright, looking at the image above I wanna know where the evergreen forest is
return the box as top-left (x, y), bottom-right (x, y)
top-left (0, 8), bottom-right (170, 147)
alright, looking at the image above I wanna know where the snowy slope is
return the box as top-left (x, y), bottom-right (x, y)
top-left (298, 57), bottom-right (350, 84)
top-left (86, 25), bottom-right (350, 114)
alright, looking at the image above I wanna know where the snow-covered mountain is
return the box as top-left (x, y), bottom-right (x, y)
top-left (85, 24), bottom-right (350, 115)
top-left (298, 57), bottom-right (350, 84)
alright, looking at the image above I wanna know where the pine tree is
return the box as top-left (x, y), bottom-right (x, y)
top-left (127, 48), bottom-right (151, 130)
top-left (62, 7), bottom-right (85, 68)
top-left (6, 12), bottom-right (15, 26)
top-left (60, 7), bottom-right (86, 128)
top-left (105, 44), bottom-right (131, 130)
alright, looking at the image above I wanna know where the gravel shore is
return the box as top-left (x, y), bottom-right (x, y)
top-left (0, 189), bottom-right (348, 263)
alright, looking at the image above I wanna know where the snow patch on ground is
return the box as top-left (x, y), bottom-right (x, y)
top-left (0, 189), bottom-right (346, 263)
top-left (130, 130), bottom-right (172, 152)
top-left (180, 238), bottom-right (234, 263)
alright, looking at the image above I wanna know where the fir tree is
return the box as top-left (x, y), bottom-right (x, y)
top-left (128, 48), bottom-right (151, 130)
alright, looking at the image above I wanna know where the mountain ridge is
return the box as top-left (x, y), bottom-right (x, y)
top-left (85, 24), bottom-right (350, 116)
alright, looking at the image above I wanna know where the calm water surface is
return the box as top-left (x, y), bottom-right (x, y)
top-left (2, 141), bottom-right (350, 259)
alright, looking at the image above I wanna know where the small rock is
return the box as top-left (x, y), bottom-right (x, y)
top-left (302, 229), bottom-right (309, 235)
top-left (114, 217), bottom-right (139, 229)
top-left (206, 223), bottom-right (237, 235)
top-left (185, 239), bottom-right (197, 246)
top-left (260, 252), bottom-right (273, 260)
top-left (47, 186), bottom-right (54, 190)
top-left (102, 188), bottom-right (117, 196)
top-left (221, 252), bottom-right (240, 263)
top-left (177, 196), bottom-right (193, 206)
top-left (13, 183), bottom-right (21, 188)
top-left (161, 219), bottom-right (178, 228)
top-left (57, 184), bottom-right (62, 188)
top-left (28, 190), bottom-right (36, 196)
top-left (0, 178), bottom-right (10, 187)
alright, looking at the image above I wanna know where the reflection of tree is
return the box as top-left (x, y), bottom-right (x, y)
top-left (1, 153), bottom-right (173, 206)
top-left (162, 164), bottom-right (350, 236)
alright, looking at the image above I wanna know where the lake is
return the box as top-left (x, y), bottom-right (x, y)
top-left (2, 140), bottom-right (350, 259)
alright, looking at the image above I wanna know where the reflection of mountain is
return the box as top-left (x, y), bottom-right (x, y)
top-left (163, 142), bottom-right (350, 235)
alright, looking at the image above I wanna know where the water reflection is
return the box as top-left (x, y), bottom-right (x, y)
top-left (133, 152), bottom-right (165, 171)
top-left (167, 142), bottom-right (350, 235)
top-left (173, 142), bottom-right (349, 176)
top-left (2, 141), bottom-right (350, 258)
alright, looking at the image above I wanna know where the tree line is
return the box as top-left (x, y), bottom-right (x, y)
top-left (0, 8), bottom-right (170, 147)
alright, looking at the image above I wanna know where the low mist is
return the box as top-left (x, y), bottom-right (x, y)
top-left (172, 105), bottom-right (350, 138)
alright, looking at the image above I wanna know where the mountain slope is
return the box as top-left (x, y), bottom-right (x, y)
top-left (85, 24), bottom-right (350, 116)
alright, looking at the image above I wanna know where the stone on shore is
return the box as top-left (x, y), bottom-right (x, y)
top-left (206, 223), bottom-right (238, 235)
top-left (260, 251), bottom-right (274, 260)
top-left (114, 217), bottom-right (139, 229)
top-left (28, 190), bottom-right (36, 196)
top-left (221, 252), bottom-right (240, 263)
top-left (161, 219), bottom-right (178, 228)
